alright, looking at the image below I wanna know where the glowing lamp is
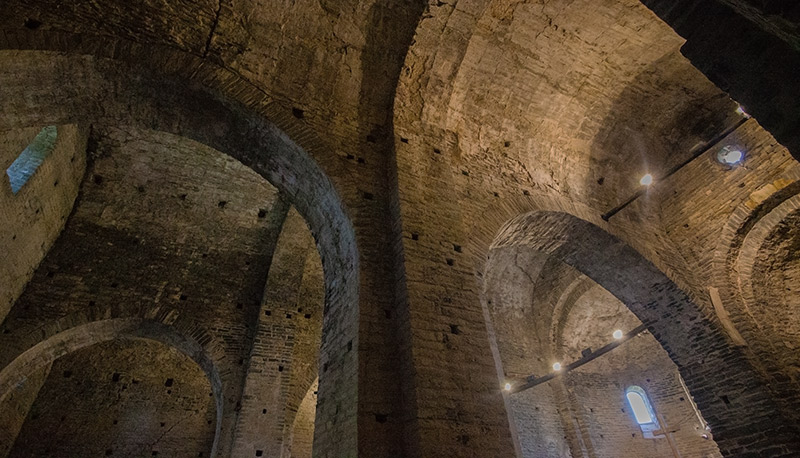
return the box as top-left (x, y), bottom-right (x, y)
top-left (717, 146), bottom-right (744, 165)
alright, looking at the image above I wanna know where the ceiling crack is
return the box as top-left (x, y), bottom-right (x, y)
top-left (203, 0), bottom-right (223, 58)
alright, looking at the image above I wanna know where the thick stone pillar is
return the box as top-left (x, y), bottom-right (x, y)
top-left (390, 135), bottom-right (517, 457)
top-left (230, 207), bottom-right (322, 457)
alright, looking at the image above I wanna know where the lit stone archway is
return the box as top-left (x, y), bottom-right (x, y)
top-left (484, 249), bottom-right (722, 457)
top-left (0, 49), bottom-right (360, 457)
top-left (481, 210), bottom-right (800, 456)
top-left (710, 176), bottom-right (800, 428)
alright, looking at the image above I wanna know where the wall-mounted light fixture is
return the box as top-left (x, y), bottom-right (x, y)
top-left (735, 105), bottom-right (750, 118)
top-left (717, 145), bottom-right (744, 165)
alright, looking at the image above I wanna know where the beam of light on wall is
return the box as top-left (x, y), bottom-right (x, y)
top-left (6, 126), bottom-right (58, 194)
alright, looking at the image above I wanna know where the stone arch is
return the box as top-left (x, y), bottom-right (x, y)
top-left (466, 195), bottom-right (604, 273)
top-left (549, 274), bottom-right (595, 359)
top-left (0, 28), bottom-right (349, 182)
top-left (735, 192), bottom-right (800, 315)
top-left (0, 308), bottom-right (226, 457)
top-left (712, 173), bottom-right (800, 310)
top-left (0, 46), bottom-right (360, 455)
top-left (709, 173), bottom-right (800, 426)
top-left (285, 378), bottom-right (319, 458)
top-left (465, 194), bottom-right (687, 290)
top-left (711, 176), bottom-right (800, 345)
top-left (482, 209), bottom-right (800, 455)
top-left (484, 245), bottom-right (722, 457)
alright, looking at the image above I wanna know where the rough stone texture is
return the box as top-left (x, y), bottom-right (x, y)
top-left (231, 208), bottom-right (323, 458)
top-left (558, 285), bottom-right (720, 458)
top-left (0, 363), bottom-right (50, 458)
top-left (289, 380), bottom-right (318, 458)
top-left (753, 211), bottom-right (800, 356)
top-left (0, 125), bottom-right (288, 456)
top-left (0, 48), bottom-right (367, 458)
top-left (485, 248), bottom-right (722, 458)
top-left (640, 0), bottom-right (800, 159)
top-left (9, 339), bottom-right (216, 458)
top-left (0, 0), bottom-right (800, 457)
top-left (0, 124), bottom-right (86, 322)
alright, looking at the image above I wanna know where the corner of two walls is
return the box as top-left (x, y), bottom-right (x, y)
top-left (0, 123), bottom-right (88, 324)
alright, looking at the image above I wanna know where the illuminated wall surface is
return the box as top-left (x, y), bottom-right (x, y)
top-left (1, 1), bottom-right (800, 457)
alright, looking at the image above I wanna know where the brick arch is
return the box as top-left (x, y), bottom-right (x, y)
top-left (0, 28), bottom-right (350, 184)
top-left (465, 194), bottom-right (604, 276)
top-left (485, 251), bottom-right (591, 369)
top-left (285, 378), bottom-right (319, 458)
top-left (0, 44), bottom-right (360, 455)
top-left (473, 196), bottom-right (603, 384)
top-left (710, 175), bottom-right (800, 353)
top-left (470, 193), bottom-right (699, 373)
top-left (709, 174), bottom-right (800, 427)
top-left (736, 192), bottom-right (800, 315)
top-left (464, 194), bottom-right (678, 283)
top-left (0, 306), bottom-right (226, 457)
top-left (483, 209), bottom-right (799, 455)
top-left (549, 273), bottom-right (595, 359)
top-left (712, 172), bottom-right (800, 312)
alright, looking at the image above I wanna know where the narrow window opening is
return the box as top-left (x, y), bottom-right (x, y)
top-left (627, 391), bottom-right (653, 424)
top-left (6, 126), bottom-right (58, 194)
top-left (625, 385), bottom-right (660, 439)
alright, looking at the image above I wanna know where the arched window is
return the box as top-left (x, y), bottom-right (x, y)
top-left (625, 386), bottom-right (660, 438)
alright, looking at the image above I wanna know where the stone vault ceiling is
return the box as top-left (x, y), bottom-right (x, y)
top-left (2, 0), bottom-right (800, 456)
top-left (439, 0), bottom-right (742, 208)
top-left (1, 0), bottom-right (751, 208)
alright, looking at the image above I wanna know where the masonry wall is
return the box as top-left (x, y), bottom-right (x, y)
top-left (289, 380), bottom-right (318, 458)
top-left (0, 125), bottom-right (289, 456)
top-left (0, 124), bottom-right (86, 322)
top-left (559, 284), bottom-right (720, 458)
top-left (653, 119), bottom-right (800, 428)
top-left (1, 0), bottom-right (799, 456)
top-left (284, 244), bottom-right (324, 452)
top-left (484, 245), bottom-right (721, 458)
top-left (751, 210), bottom-right (800, 376)
top-left (231, 207), bottom-right (323, 458)
top-left (9, 339), bottom-right (216, 458)
top-left (0, 364), bottom-right (50, 458)
top-left (390, 0), bottom-right (800, 454)
top-left (508, 387), bottom-right (572, 457)
top-left (0, 47), bottom-right (404, 457)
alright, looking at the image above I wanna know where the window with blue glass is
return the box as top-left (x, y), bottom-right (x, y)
top-left (6, 126), bottom-right (58, 194)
